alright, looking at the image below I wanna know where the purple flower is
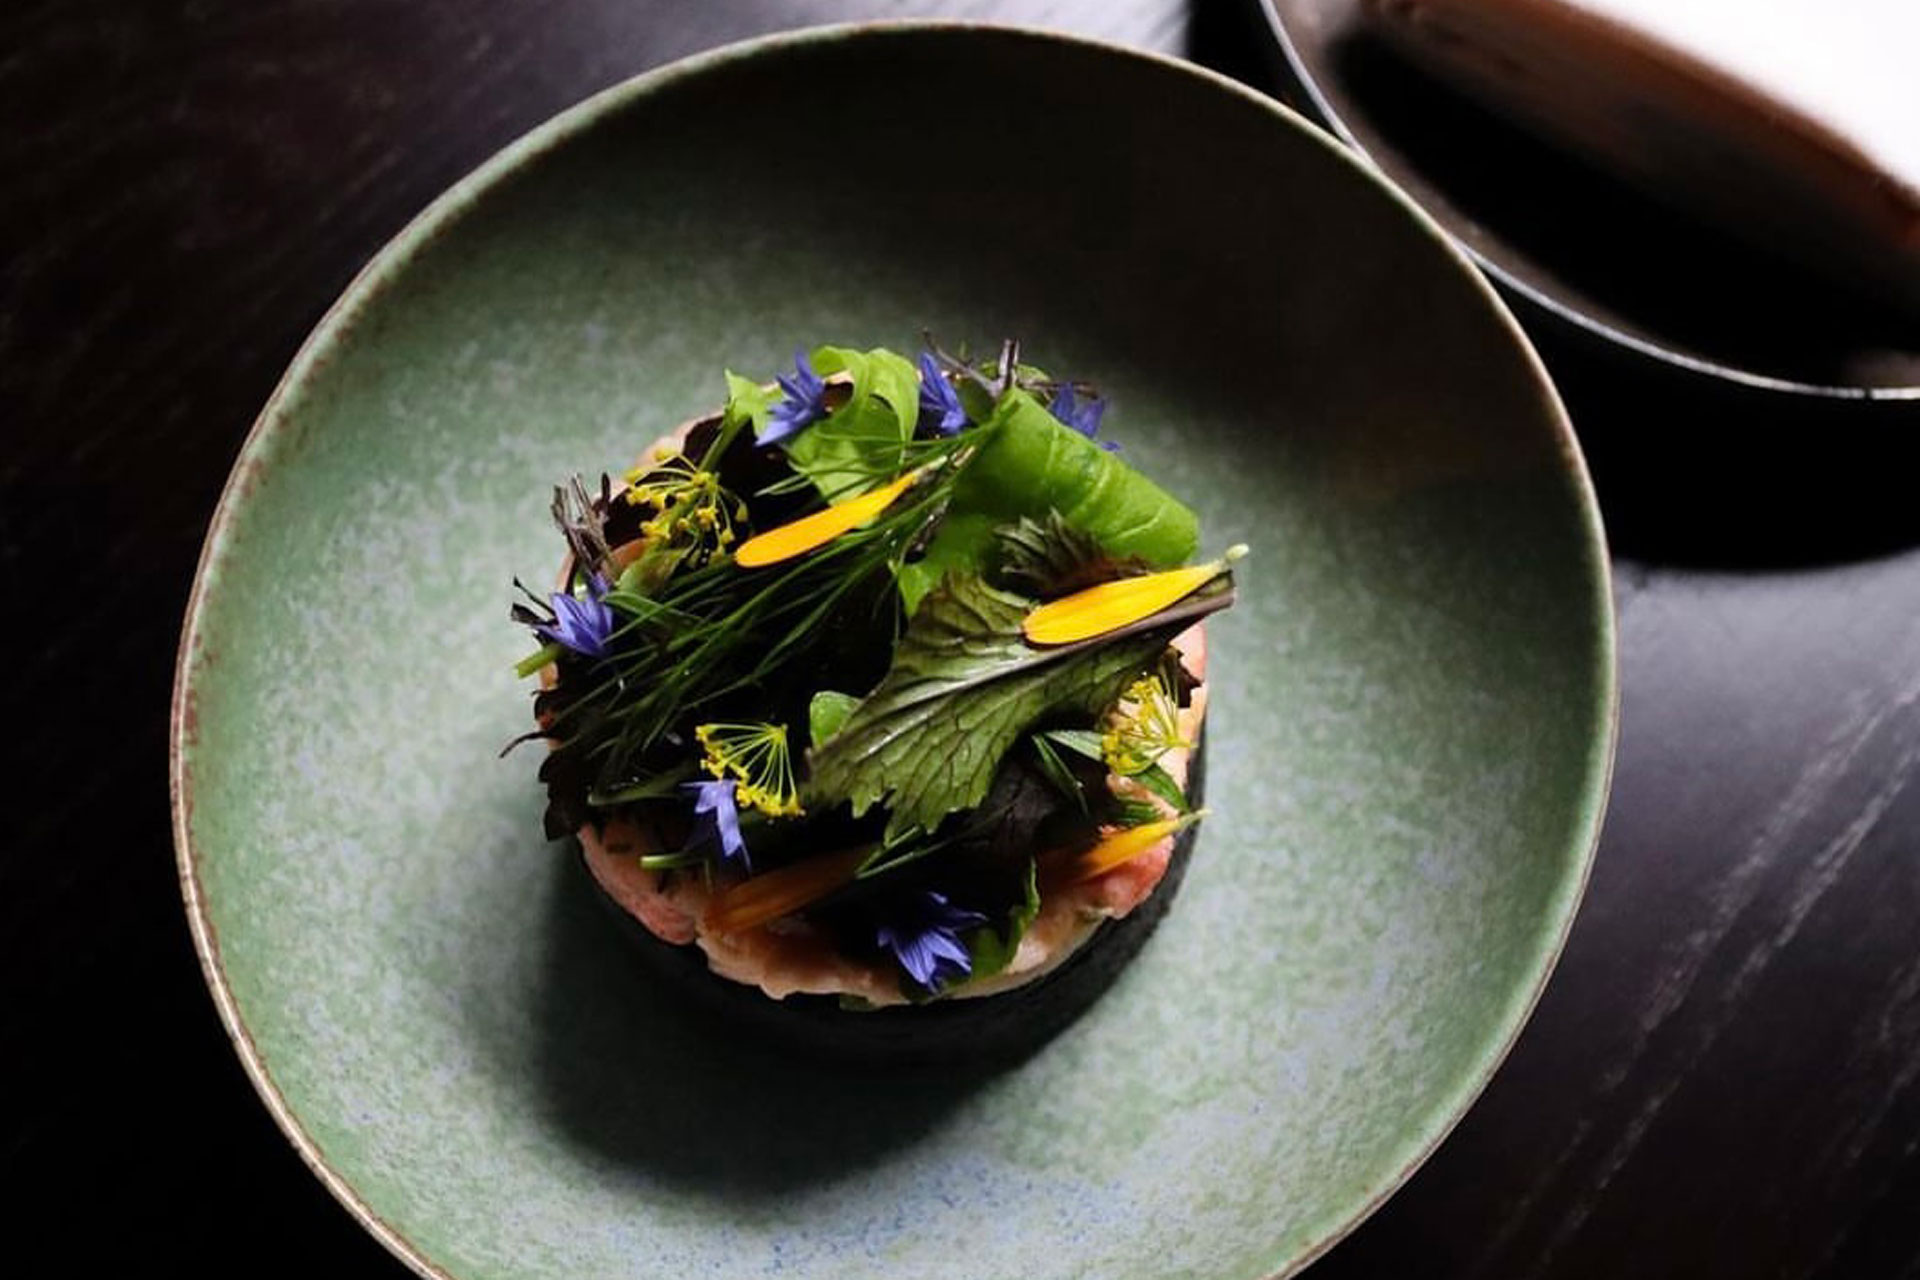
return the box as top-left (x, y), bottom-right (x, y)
top-left (537, 574), bottom-right (614, 659)
top-left (759, 349), bottom-right (829, 446)
top-left (1049, 382), bottom-right (1119, 452)
top-left (683, 779), bottom-right (750, 871)
top-left (916, 352), bottom-right (969, 436)
top-left (876, 890), bottom-right (989, 990)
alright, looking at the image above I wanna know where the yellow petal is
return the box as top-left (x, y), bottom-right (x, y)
top-left (734, 470), bottom-right (920, 568)
top-left (1053, 813), bottom-right (1205, 885)
top-left (705, 845), bottom-right (872, 933)
top-left (1023, 562), bottom-right (1224, 645)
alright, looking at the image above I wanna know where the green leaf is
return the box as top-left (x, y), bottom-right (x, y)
top-left (805, 574), bottom-right (1209, 840)
top-left (1130, 761), bottom-right (1190, 813)
top-left (1042, 728), bottom-right (1106, 762)
top-left (602, 588), bottom-right (696, 628)
top-left (862, 347), bottom-right (922, 438)
top-left (897, 390), bottom-right (1200, 615)
top-left (965, 856), bottom-right (1040, 983)
top-left (1044, 728), bottom-right (1188, 811)
top-left (807, 689), bottom-right (861, 748)
top-left (786, 346), bottom-right (918, 500)
top-left (1029, 734), bottom-right (1089, 813)
top-left (955, 376), bottom-right (998, 425)
top-left (993, 510), bottom-right (1140, 599)
top-left (895, 512), bottom-right (995, 615)
top-left (723, 370), bottom-right (773, 436)
top-left (855, 749), bottom-right (1068, 882)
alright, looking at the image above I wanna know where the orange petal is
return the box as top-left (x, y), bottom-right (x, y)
top-left (1023, 563), bottom-right (1223, 645)
top-left (734, 470), bottom-right (919, 568)
top-left (1052, 813), bottom-right (1204, 885)
top-left (705, 845), bottom-right (873, 933)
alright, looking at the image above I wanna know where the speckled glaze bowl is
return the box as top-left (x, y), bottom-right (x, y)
top-left (172, 23), bottom-right (1615, 1280)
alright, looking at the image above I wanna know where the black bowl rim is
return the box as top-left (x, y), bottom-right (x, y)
top-left (1253, 0), bottom-right (1920, 403)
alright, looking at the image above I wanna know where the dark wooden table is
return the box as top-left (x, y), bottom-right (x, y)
top-left (6, 1), bottom-right (1917, 1275)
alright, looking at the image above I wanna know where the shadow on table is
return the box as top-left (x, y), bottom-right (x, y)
top-left (522, 851), bottom-right (1001, 1198)
top-left (1532, 332), bottom-right (1920, 570)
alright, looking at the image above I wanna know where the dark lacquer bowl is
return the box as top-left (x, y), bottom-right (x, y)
top-left (1253, 0), bottom-right (1920, 561)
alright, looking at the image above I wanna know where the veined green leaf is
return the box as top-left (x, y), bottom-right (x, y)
top-left (805, 574), bottom-right (1225, 840)
top-left (855, 750), bottom-right (1069, 883)
top-left (994, 510), bottom-right (1138, 599)
top-left (897, 389), bottom-right (1200, 614)
top-left (786, 346), bottom-right (919, 500)
top-left (807, 689), bottom-right (861, 748)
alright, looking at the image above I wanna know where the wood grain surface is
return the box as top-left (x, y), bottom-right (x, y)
top-left (3, 0), bottom-right (1916, 1275)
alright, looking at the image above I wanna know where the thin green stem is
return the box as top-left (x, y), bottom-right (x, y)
top-left (513, 643), bottom-right (562, 678)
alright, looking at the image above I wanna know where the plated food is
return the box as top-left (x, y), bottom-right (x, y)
top-left (511, 341), bottom-right (1242, 1051)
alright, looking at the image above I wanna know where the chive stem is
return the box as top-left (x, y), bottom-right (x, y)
top-left (514, 643), bottom-right (563, 678)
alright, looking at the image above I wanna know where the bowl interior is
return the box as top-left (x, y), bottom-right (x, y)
top-left (176, 26), bottom-right (1613, 1280)
top-left (1259, 0), bottom-right (1920, 393)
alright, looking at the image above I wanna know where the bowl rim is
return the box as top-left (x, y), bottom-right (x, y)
top-left (1252, 0), bottom-right (1920, 403)
top-left (168, 20), bottom-right (1620, 1280)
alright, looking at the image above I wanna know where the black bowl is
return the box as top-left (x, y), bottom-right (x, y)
top-left (1242, 0), bottom-right (1920, 564)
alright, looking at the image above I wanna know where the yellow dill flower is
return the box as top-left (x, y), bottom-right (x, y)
top-left (694, 721), bottom-right (804, 818)
top-left (622, 453), bottom-right (746, 554)
top-left (1101, 673), bottom-right (1190, 776)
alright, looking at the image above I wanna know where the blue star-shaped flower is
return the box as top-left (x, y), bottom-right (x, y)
top-left (537, 574), bottom-right (614, 659)
top-left (916, 352), bottom-right (969, 436)
top-left (876, 890), bottom-right (989, 990)
top-left (758, 349), bottom-right (829, 447)
top-left (683, 778), bottom-right (750, 872)
top-left (1049, 381), bottom-right (1119, 452)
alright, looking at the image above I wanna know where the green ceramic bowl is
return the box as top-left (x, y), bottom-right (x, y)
top-left (172, 23), bottom-right (1614, 1280)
